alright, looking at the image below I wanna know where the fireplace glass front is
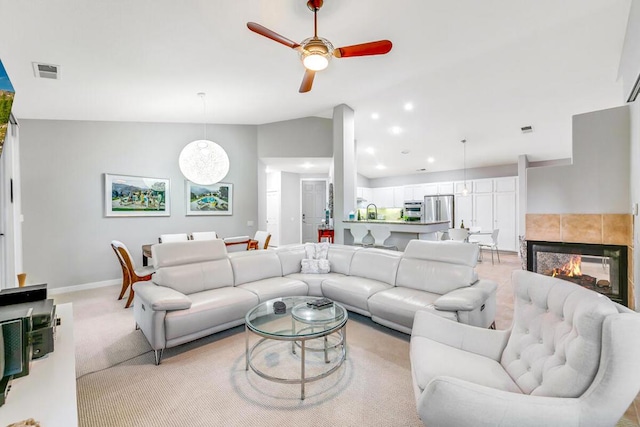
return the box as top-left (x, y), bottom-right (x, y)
top-left (526, 241), bottom-right (627, 306)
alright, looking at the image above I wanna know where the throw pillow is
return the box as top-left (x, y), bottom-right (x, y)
top-left (304, 242), bottom-right (330, 260)
top-left (301, 258), bottom-right (330, 274)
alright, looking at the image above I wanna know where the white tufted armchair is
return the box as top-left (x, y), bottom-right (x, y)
top-left (410, 269), bottom-right (640, 427)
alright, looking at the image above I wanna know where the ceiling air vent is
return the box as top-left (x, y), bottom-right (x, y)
top-left (32, 62), bottom-right (60, 80)
top-left (520, 125), bottom-right (533, 134)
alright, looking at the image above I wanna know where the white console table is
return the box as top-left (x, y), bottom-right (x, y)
top-left (0, 302), bottom-right (77, 427)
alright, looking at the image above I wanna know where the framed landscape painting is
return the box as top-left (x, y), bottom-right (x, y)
top-left (186, 181), bottom-right (232, 216)
top-left (105, 173), bottom-right (170, 217)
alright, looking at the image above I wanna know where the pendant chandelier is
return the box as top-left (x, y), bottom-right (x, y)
top-left (178, 93), bottom-right (230, 185)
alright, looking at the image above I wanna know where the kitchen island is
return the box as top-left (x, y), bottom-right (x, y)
top-left (342, 220), bottom-right (450, 250)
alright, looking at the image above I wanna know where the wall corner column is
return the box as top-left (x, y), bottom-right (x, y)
top-left (332, 104), bottom-right (356, 244)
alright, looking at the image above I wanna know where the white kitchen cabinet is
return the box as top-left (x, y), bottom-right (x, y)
top-left (423, 183), bottom-right (438, 196)
top-left (357, 187), bottom-right (373, 203)
top-left (473, 179), bottom-right (493, 193)
top-left (494, 191), bottom-right (517, 251)
top-left (404, 185), bottom-right (425, 201)
top-left (454, 181), bottom-right (472, 195)
top-left (473, 193), bottom-right (494, 231)
top-left (494, 177), bottom-right (517, 192)
top-left (393, 187), bottom-right (405, 207)
top-left (437, 181), bottom-right (454, 194)
top-left (372, 187), bottom-right (394, 208)
top-left (454, 194), bottom-right (473, 228)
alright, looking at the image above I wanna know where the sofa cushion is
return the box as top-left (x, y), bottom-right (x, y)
top-left (286, 272), bottom-right (345, 297)
top-left (164, 287), bottom-right (258, 341)
top-left (230, 250), bottom-right (283, 285)
top-left (153, 258), bottom-right (234, 295)
top-left (322, 276), bottom-right (392, 315)
top-left (501, 271), bottom-right (618, 398)
top-left (327, 244), bottom-right (360, 275)
top-left (411, 336), bottom-right (523, 395)
top-left (237, 277), bottom-right (308, 303)
top-left (368, 287), bottom-right (441, 330)
top-left (276, 245), bottom-right (306, 276)
top-left (396, 240), bottom-right (478, 295)
top-left (151, 239), bottom-right (227, 268)
top-left (404, 240), bottom-right (479, 267)
top-left (348, 248), bottom-right (402, 286)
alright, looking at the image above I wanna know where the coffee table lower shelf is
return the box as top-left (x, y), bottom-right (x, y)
top-left (244, 297), bottom-right (348, 400)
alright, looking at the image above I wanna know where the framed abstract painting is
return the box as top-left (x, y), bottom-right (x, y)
top-left (185, 181), bottom-right (233, 216)
top-left (105, 173), bottom-right (170, 217)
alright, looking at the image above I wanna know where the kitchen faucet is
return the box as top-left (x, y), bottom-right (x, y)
top-left (366, 203), bottom-right (378, 220)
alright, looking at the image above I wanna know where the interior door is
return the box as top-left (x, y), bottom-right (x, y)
top-left (301, 180), bottom-right (326, 243)
top-left (266, 190), bottom-right (280, 247)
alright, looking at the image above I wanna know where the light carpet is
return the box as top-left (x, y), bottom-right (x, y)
top-left (54, 252), bottom-right (639, 426)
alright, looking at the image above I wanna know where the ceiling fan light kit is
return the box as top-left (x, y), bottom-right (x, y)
top-left (247, 0), bottom-right (392, 93)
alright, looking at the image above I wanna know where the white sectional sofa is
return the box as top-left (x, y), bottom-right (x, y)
top-left (133, 238), bottom-right (497, 364)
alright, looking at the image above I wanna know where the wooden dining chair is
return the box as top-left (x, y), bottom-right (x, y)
top-left (111, 240), bottom-right (154, 308)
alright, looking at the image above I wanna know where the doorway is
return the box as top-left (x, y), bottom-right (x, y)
top-left (301, 180), bottom-right (327, 243)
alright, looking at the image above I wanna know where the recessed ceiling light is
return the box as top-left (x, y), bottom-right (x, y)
top-left (371, 113), bottom-right (380, 120)
top-left (427, 157), bottom-right (435, 163)
top-left (404, 102), bottom-right (413, 111)
top-left (301, 162), bottom-right (312, 169)
top-left (375, 164), bottom-right (386, 170)
top-left (390, 126), bottom-right (402, 135)
top-left (401, 150), bottom-right (410, 154)
top-left (365, 147), bottom-right (375, 155)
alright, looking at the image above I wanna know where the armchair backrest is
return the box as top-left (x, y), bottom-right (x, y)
top-left (501, 270), bottom-right (618, 398)
top-left (396, 240), bottom-right (478, 294)
top-left (151, 240), bottom-right (233, 294)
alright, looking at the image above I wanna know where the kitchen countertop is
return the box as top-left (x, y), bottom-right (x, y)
top-left (343, 220), bottom-right (450, 226)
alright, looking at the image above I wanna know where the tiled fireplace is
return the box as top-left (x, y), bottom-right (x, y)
top-left (527, 240), bottom-right (627, 306)
top-left (525, 214), bottom-right (634, 308)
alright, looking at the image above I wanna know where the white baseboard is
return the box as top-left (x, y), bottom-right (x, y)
top-left (48, 279), bottom-right (120, 295)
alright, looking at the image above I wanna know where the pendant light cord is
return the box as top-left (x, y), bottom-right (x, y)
top-left (198, 92), bottom-right (207, 140)
top-left (462, 139), bottom-right (467, 185)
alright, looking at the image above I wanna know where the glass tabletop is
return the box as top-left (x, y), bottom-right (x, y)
top-left (245, 296), bottom-right (347, 339)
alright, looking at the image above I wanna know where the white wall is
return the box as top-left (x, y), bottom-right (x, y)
top-left (621, 0), bottom-right (640, 310)
top-left (279, 171), bottom-right (301, 245)
top-left (527, 105), bottom-right (630, 214)
top-left (19, 119), bottom-right (258, 289)
top-left (257, 117), bottom-right (332, 158)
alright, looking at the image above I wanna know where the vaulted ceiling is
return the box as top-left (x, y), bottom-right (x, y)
top-left (0, 0), bottom-right (631, 178)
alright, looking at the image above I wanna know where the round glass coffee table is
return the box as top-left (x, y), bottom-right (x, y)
top-left (245, 296), bottom-right (348, 400)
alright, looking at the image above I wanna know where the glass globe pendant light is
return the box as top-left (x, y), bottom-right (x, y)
top-left (179, 93), bottom-right (230, 185)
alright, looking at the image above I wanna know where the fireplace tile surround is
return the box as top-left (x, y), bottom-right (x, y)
top-left (525, 213), bottom-right (634, 309)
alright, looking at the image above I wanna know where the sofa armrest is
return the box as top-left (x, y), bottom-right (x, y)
top-left (133, 281), bottom-right (192, 311)
top-left (417, 376), bottom-right (581, 427)
top-left (412, 310), bottom-right (509, 360)
top-left (434, 279), bottom-right (497, 311)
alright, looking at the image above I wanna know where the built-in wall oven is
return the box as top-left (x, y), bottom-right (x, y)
top-left (403, 201), bottom-right (423, 222)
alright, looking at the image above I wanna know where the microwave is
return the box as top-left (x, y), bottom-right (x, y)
top-left (403, 201), bottom-right (423, 221)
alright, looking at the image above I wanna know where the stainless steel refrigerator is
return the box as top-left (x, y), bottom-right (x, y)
top-left (423, 194), bottom-right (455, 228)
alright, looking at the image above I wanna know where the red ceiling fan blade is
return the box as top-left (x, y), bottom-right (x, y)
top-left (334, 40), bottom-right (393, 58)
top-left (247, 22), bottom-right (300, 49)
top-left (299, 69), bottom-right (316, 93)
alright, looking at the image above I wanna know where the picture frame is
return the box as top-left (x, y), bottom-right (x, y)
top-left (104, 173), bottom-right (170, 217)
top-left (186, 181), bottom-right (233, 216)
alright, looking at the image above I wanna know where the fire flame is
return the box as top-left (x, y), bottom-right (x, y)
top-left (551, 255), bottom-right (582, 277)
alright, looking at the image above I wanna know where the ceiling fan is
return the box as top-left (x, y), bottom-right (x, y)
top-left (247, 0), bottom-right (393, 93)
